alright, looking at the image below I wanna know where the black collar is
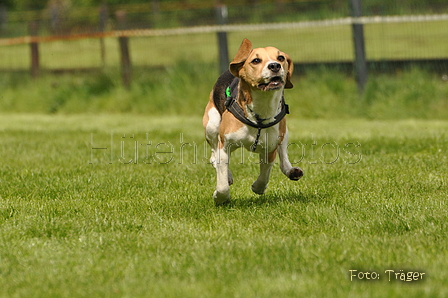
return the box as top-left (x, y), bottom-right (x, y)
top-left (224, 77), bottom-right (289, 151)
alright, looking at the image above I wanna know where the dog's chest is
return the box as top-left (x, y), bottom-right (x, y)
top-left (224, 125), bottom-right (280, 154)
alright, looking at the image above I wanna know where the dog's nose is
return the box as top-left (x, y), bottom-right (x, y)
top-left (268, 62), bottom-right (281, 73)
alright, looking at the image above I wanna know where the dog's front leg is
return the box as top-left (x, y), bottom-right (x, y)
top-left (213, 147), bottom-right (231, 205)
top-left (251, 151), bottom-right (275, 195)
top-left (278, 128), bottom-right (304, 180)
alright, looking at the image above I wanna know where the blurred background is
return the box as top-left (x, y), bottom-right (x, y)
top-left (0, 0), bottom-right (447, 118)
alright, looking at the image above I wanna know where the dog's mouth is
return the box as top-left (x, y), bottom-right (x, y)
top-left (257, 76), bottom-right (284, 91)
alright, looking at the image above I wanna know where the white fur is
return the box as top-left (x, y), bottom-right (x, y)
top-left (205, 106), bottom-right (221, 166)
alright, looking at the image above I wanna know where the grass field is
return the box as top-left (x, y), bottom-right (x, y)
top-left (0, 114), bottom-right (447, 297)
top-left (1, 64), bottom-right (448, 119)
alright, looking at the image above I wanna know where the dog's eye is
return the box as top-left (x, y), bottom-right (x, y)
top-left (277, 55), bottom-right (285, 62)
top-left (251, 58), bottom-right (262, 65)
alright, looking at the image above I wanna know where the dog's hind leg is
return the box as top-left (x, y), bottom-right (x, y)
top-left (204, 104), bottom-right (233, 186)
top-left (214, 147), bottom-right (231, 205)
top-left (212, 147), bottom-right (233, 187)
top-left (204, 103), bottom-right (221, 165)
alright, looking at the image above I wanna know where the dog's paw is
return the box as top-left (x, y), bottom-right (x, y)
top-left (287, 167), bottom-right (304, 181)
top-left (251, 182), bottom-right (267, 195)
top-left (214, 190), bottom-right (230, 206)
top-left (228, 170), bottom-right (234, 186)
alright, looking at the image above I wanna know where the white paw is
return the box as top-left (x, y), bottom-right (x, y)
top-left (251, 181), bottom-right (268, 195)
top-left (213, 190), bottom-right (230, 205)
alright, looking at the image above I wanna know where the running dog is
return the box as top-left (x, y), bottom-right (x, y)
top-left (202, 38), bottom-right (303, 205)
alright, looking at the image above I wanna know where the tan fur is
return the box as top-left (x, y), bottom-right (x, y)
top-left (230, 39), bottom-right (294, 91)
top-left (219, 111), bottom-right (245, 142)
top-left (202, 99), bottom-right (212, 128)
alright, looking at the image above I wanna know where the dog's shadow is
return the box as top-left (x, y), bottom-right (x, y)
top-left (220, 190), bottom-right (327, 209)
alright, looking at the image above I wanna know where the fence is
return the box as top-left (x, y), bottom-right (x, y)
top-left (1, 0), bottom-right (448, 90)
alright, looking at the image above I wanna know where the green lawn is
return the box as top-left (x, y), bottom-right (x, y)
top-left (0, 114), bottom-right (447, 297)
top-left (1, 20), bottom-right (448, 70)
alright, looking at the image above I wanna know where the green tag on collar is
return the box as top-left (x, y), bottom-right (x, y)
top-left (225, 86), bottom-right (231, 98)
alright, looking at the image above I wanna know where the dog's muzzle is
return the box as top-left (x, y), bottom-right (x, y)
top-left (257, 75), bottom-right (284, 91)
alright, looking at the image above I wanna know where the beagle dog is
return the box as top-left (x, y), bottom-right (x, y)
top-left (203, 38), bottom-right (303, 205)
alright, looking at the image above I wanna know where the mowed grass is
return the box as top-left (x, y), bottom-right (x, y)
top-left (1, 64), bottom-right (448, 119)
top-left (0, 114), bottom-right (447, 297)
top-left (1, 20), bottom-right (448, 70)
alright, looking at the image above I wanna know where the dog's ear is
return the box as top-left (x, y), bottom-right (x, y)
top-left (229, 38), bottom-right (252, 77)
top-left (285, 53), bottom-right (294, 89)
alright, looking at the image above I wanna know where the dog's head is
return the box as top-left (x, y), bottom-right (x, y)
top-left (229, 38), bottom-right (294, 91)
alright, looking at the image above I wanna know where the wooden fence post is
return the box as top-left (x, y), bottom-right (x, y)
top-left (215, 5), bottom-right (229, 74)
top-left (0, 4), bottom-right (7, 36)
top-left (349, 0), bottom-right (368, 93)
top-left (99, 4), bottom-right (108, 68)
top-left (116, 10), bottom-right (132, 89)
top-left (29, 21), bottom-right (40, 78)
